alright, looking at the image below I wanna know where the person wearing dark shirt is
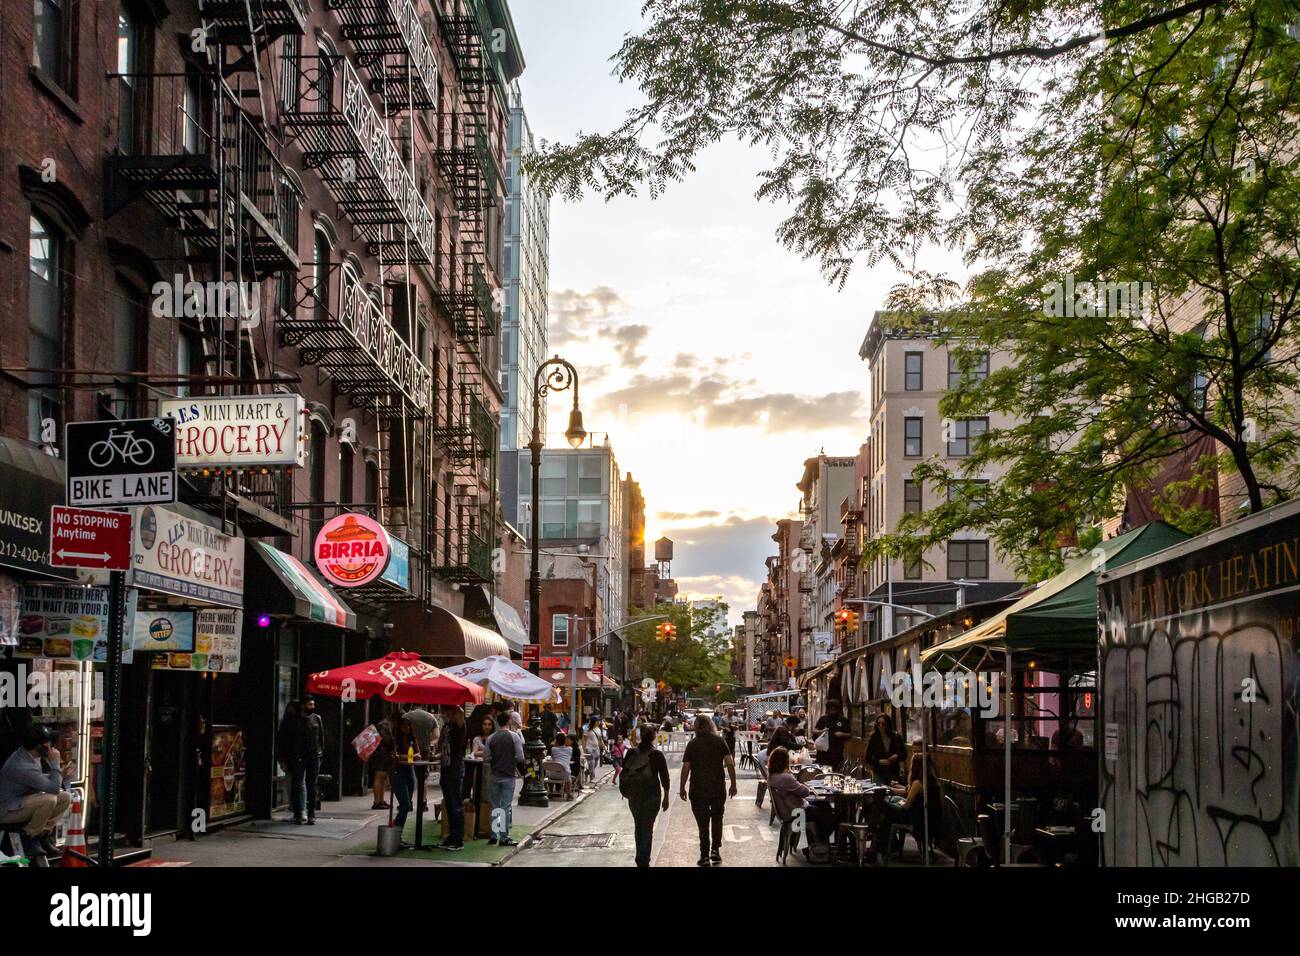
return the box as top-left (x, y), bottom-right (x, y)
top-left (437, 706), bottom-right (468, 851)
top-left (680, 715), bottom-right (738, 866)
top-left (621, 725), bottom-right (672, 867)
top-left (865, 714), bottom-right (907, 783)
top-left (287, 695), bottom-right (325, 825)
top-left (486, 714), bottom-right (525, 846)
top-left (814, 700), bottom-right (852, 770)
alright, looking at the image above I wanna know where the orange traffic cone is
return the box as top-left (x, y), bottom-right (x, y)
top-left (61, 790), bottom-right (87, 867)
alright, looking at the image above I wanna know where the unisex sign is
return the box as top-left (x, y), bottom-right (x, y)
top-left (49, 506), bottom-right (132, 571)
top-left (132, 505), bottom-right (245, 608)
top-left (314, 513), bottom-right (391, 587)
top-left (66, 418), bottom-right (176, 507)
top-left (160, 394), bottom-right (306, 468)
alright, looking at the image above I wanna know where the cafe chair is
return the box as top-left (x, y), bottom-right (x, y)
top-left (942, 795), bottom-right (984, 867)
top-left (774, 802), bottom-right (801, 866)
top-left (836, 822), bottom-right (874, 867)
top-left (542, 760), bottom-right (573, 801)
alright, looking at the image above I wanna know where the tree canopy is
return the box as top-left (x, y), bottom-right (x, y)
top-left (624, 603), bottom-right (733, 696)
top-left (530, 1), bottom-right (1300, 578)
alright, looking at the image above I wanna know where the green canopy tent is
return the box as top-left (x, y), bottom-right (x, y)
top-left (921, 521), bottom-right (1189, 671)
top-left (917, 521), bottom-right (1188, 862)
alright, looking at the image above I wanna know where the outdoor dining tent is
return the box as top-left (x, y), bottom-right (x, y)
top-left (916, 520), bottom-right (1187, 862)
top-left (921, 521), bottom-right (1188, 669)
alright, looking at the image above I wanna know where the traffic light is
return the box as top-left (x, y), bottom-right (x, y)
top-left (714, 683), bottom-right (721, 692)
top-left (836, 607), bottom-right (851, 628)
top-left (655, 623), bottom-right (666, 641)
top-left (848, 609), bottom-right (860, 631)
top-left (664, 622), bottom-right (677, 641)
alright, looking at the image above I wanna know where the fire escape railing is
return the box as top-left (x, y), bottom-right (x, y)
top-left (328, 0), bottom-right (439, 115)
top-left (281, 260), bottom-right (433, 420)
top-left (106, 71), bottom-right (302, 278)
top-left (198, 0), bottom-right (308, 42)
top-left (281, 53), bottom-right (436, 265)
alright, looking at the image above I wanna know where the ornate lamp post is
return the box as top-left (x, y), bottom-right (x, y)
top-left (519, 356), bottom-right (585, 808)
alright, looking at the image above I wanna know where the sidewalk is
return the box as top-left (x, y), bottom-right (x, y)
top-left (143, 765), bottom-right (617, 867)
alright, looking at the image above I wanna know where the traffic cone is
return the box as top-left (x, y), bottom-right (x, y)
top-left (61, 790), bottom-right (87, 867)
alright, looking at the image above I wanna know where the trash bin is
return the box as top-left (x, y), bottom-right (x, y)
top-left (376, 825), bottom-right (402, 857)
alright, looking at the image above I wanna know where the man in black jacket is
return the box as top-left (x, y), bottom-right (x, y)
top-left (290, 695), bottom-right (325, 824)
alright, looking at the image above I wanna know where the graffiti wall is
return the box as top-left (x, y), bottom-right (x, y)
top-left (1099, 511), bottom-right (1300, 866)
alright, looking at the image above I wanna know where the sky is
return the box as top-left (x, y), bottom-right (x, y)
top-left (508, 1), bottom-right (916, 624)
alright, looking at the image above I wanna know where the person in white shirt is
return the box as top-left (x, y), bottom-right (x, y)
top-left (582, 717), bottom-right (605, 788)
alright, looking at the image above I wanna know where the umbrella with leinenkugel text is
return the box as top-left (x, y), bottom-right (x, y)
top-left (307, 651), bottom-right (484, 705)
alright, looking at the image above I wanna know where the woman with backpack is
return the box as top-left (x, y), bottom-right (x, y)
top-left (620, 725), bottom-right (671, 867)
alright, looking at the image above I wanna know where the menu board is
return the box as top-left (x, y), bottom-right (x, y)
top-left (130, 608), bottom-right (195, 654)
top-left (209, 726), bottom-right (247, 818)
top-left (150, 609), bottom-right (243, 673)
top-left (14, 584), bottom-right (131, 662)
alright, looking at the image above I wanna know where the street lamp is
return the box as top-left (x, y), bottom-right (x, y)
top-left (522, 356), bottom-right (585, 808)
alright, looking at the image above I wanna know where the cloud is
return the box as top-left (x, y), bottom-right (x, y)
top-left (656, 509), bottom-right (723, 522)
top-left (549, 286), bottom-right (626, 345)
top-left (658, 516), bottom-right (782, 619)
top-left (591, 370), bottom-right (864, 434)
top-left (676, 575), bottom-right (764, 626)
top-left (600, 323), bottom-right (651, 369)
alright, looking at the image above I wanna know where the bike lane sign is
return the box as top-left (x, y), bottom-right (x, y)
top-left (65, 417), bottom-right (177, 507)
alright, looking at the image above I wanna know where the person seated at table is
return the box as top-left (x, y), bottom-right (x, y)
top-left (877, 752), bottom-right (941, 859)
top-left (768, 715), bottom-right (801, 755)
top-left (766, 747), bottom-right (834, 847)
top-left (547, 733), bottom-right (575, 799)
top-left (865, 714), bottom-right (906, 784)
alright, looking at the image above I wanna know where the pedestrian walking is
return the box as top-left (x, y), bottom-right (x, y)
top-left (619, 725), bottom-right (671, 867)
top-left (437, 705), bottom-right (467, 851)
top-left (610, 734), bottom-right (628, 782)
top-left (367, 718), bottom-right (394, 809)
top-left (582, 716), bottom-right (604, 788)
top-left (540, 705), bottom-right (558, 745)
top-left (289, 695), bottom-right (325, 825)
top-left (486, 713), bottom-right (524, 846)
top-left (679, 714), bottom-right (737, 866)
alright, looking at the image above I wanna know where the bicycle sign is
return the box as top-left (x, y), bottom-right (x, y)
top-left (66, 418), bottom-right (176, 508)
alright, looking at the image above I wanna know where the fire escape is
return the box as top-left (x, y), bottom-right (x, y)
top-left (278, 0), bottom-right (441, 602)
top-left (103, 2), bottom-right (308, 534)
top-left (427, 0), bottom-right (505, 585)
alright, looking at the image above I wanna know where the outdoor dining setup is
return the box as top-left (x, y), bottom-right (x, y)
top-left (306, 650), bottom-right (560, 853)
top-left (780, 522), bottom-right (1190, 867)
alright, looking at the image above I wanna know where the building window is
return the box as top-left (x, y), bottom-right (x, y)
top-left (947, 540), bottom-right (989, 579)
top-left (109, 278), bottom-right (144, 416)
top-left (904, 555), bottom-right (922, 580)
top-left (28, 214), bottom-right (65, 444)
top-left (176, 327), bottom-right (203, 397)
top-left (903, 479), bottom-right (921, 515)
top-left (309, 419), bottom-right (328, 543)
top-left (551, 613), bottom-right (569, 648)
top-left (339, 442), bottom-right (354, 506)
top-left (312, 229), bottom-right (331, 321)
top-left (903, 417), bottom-right (923, 457)
top-left (34, 0), bottom-right (73, 91)
top-left (947, 417), bottom-right (988, 457)
top-left (904, 351), bottom-right (923, 391)
top-left (948, 351), bottom-right (989, 389)
top-left (116, 7), bottom-right (140, 152)
top-left (947, 479), bottom-right (989, 508)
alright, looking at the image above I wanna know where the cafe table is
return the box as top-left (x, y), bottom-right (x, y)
top-left (807, 778), bottom-right (889, 862)
top-left (403, 759), bottom-right (438, 850)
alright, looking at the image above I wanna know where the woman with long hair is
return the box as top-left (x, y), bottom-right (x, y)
top-left (866, 713), bottom-right (906, 784)
top-left (368, 718), bottom-right (394, 809)
top-left (391, 716), bottom-right (421, 840)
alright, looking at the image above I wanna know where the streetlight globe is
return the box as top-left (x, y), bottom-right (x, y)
top-left (564, 407), bottom-right (586, 448)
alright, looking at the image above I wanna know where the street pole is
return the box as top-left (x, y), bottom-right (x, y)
top-left (521, 356), bottom-right (585, 808)
top-left (98, 568), bottom-right (127, 867)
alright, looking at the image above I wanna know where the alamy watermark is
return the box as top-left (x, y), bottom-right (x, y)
top-left (888, 663), bottom-right (1000, 717)
top-left (151, 274), bottom-right (260, 330)
top-left (0, 664), bottom-right (103, 717)
top-left (1042, 275), bottom-right (1153, 320)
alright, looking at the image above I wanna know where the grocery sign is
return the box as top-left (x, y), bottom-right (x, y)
top-left (314, 513), bottom-right (391, 588)
top-left (131, 506), bottom-right (245, 608)
top-left (159, 394), bottom-right (307, 469)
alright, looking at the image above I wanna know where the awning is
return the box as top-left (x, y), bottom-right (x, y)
top-left (460, 585), bottom-right (527, 655)
top-left (248, 543), bottom-right (356, 630)
top-left (0, 438), bottom-right (73, 580)
top-left (921, 522), bottom-right (1189, 668)
top-left (539, 669), bottom-right (619, 691)
top-left (391, 605), bottom-right (509, 661)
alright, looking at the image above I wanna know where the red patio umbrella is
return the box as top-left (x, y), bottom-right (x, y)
top-left (307, 651), bottom-right (484, 705)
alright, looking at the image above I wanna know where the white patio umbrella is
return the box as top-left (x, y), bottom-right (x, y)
top-left (444, 655), bottom-right (561, 703)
